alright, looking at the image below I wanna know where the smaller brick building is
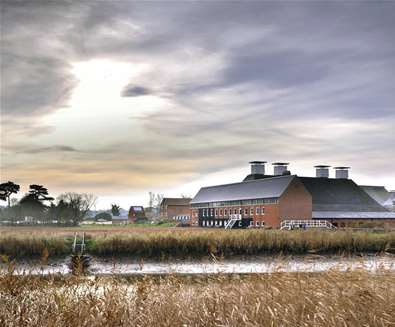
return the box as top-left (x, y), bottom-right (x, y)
top-left (160, 198), bottom-right (192, 219)
top-left (128, 206), bottom-right (147, 223)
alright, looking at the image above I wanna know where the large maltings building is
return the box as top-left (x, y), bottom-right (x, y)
top-left (190, 162), bottom-right (395, 229)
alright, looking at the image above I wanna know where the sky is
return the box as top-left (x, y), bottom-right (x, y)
top-left (1, 1), bottom-right (395, 209)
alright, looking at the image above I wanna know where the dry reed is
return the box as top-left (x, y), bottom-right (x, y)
top-left (1, 229), bottom-right (394, 259)
top-left (0, 269), bottom-right (394, 326)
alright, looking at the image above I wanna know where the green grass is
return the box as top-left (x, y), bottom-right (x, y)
top-left (1, 229), bottom-right (394, 259)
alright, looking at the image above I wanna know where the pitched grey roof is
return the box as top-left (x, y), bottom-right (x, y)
top-left (360, 185), bottom-right (391, 205)
top-left (299, 177), bottom-right (387, 212)
top-left (313, 211), bottom-right (395, 219)
top-left (191, 175), bottom-right (295, 204)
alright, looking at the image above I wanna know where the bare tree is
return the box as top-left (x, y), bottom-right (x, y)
top-left (148, 192), bottom-right (155, 208)
top-left (155, 193), bottom-right (164, 208)
top-left (57, 193), bottom-right (97, 226)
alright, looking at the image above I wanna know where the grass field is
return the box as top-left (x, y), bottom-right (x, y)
top-left (1, 226), bottom-right (395, 259)
top-left (1, 269), bottom-right (394, 326)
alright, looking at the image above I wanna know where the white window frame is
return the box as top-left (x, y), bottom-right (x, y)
top-left (261, 207), bottom-right (265, 215)
top-left (256, 221), bottom-right (260, 227)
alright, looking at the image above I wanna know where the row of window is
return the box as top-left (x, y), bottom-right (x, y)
top-left (201, 220), bottom-right (265, 227)
top-left (201, 207), bottom-right (265, 218)
top-left (192, 198), bottom-right (278, 208)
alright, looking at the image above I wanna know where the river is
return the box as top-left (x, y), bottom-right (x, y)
top-left (1, 254), bottom-right (394, 275)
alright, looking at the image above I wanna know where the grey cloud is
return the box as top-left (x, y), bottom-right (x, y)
top-left (18, 145), bottom-right (78, 154)
top-left (121, 85), bottom-right (152, 97)
top-left (2, 53), bottom-right (77, 117)
top-left (223, 50), bottom-right (331, 89)
top-left (2, 1), bottom-right (395, 192)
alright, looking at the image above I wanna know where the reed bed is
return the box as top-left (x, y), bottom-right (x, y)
top-left (0, 270), bottom-right (394, 326)
top-left (1, 230), bottom-right (394, 259)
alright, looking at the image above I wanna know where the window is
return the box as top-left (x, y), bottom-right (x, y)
top-left (219, 221), bottom-right (222, 227)
top-left (224, 209), bottom-right (227, 216)
top-left (256, 221), bottom-right (260, 227)
top-left (202, 221), bottom-right (206, 226)
top-left (261, 207), bottom-right (265, 215)
top-left (244, 208), bottom-right (248, 215)
top-left (203, 209), bottom-right (205, 217)
top-left (250, 208), bottom-right (254, 215)
top-left (215, 209), bottom-right (218, 217)
top-left (239, 208), bottom-right (242, 215)
top-left (234, 208), bottom-right (237, 215)
top-left (219, 209), bottom-right (223, 216)
top-left (256, 207), bottom-right (260, 215)
top-left (249, 221), bottom-right (254, 226)
top-left (210, 208), bottom-right (214, 217)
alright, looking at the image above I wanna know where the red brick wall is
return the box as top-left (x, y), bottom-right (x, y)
top-left (164, 205), bottom-right (191, 219)
top-left (279, 178), bottom-right (312, 227)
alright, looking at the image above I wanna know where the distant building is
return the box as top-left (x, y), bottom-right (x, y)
top-left (190, 162), bottom-right (395, 229)
top-left (160, 198), bottom-right (191, 219)
top-left (112, 216), bottom-right (128, 225)
top-left (128, 206), bottom-right (147, 223)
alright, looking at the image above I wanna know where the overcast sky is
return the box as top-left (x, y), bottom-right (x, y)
top-left (1, 1), bottom-right (395, 209)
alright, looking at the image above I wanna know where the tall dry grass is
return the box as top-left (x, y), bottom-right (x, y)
top-left (1, 229), bottom-right (394, 259)
top-left (88, 230), bottom-right (395, 258)
top-left (0, 270), bottom-right (394, 326)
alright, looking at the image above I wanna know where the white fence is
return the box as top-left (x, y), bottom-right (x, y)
top-left (280, 220), bottom-right (336, 230)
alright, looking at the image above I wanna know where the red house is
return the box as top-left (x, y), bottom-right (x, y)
top-left (128, 206), bottom-right (147, 223)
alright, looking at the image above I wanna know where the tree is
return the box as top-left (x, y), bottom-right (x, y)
top-left (19, 194), bottom-right (46, 221)
top-left (28, 184), bottom-right (54, 202)
top-left (156, 193), bottom-right (164, 206)
top-left (0, 181), bottom-right (20, 207)
top-left (95, 212), bottom-right (112, 221)
top-left (148, 192), bottom-right (155, 208)
top-left (111, 204), bottom-right (121, 216)
top-left (57, 193), bottom-right (97, 226)
top-left (19, 184), bottom-right (54, 223)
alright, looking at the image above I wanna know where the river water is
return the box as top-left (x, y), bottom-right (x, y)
top-left (2, 255), bottom-right (395, 275)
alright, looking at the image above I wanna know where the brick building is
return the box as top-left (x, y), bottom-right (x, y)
top-left (160, 198), bottom-right (191, 219)
top-left (191, 162), bottom-right (395, 228)
top-left (128, 206), bottom-right (147, 223)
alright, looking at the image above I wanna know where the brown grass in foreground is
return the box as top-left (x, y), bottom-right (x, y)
top-left (1, 270), bottom-right (394, 326)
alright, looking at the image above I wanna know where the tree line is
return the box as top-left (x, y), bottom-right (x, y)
top-left (0, 181), bottom-right (96, 226)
